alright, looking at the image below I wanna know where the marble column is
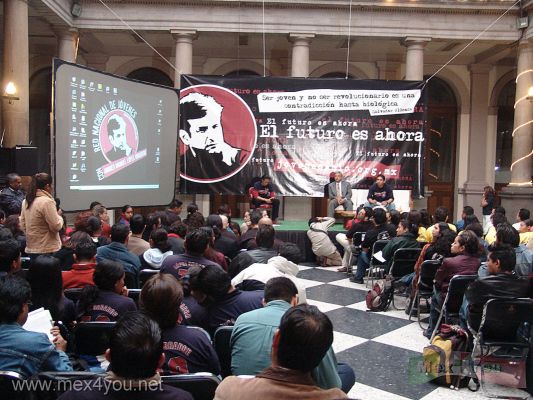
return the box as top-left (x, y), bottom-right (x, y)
top-left (403, 37), bottom-right (430, 81)
top-left (500, 38), bottom-right (533, 211)
top-left (55, 27), bottom-right (79, 63)
top-left (2, 0), bottom-right (29, 147)
top-left (171, 30), bottom-right (196, 89)
top-left (289, 33), bottom-right (314, 77)
top-left (461, 64), bottom-right (492, 210)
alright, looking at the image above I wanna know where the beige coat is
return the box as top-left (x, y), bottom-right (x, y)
top-left (20, 190), bottom-right (63, 254)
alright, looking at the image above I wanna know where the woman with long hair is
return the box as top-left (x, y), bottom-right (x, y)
top-left (77, 260), bottom-right (136, 322)
top-left (4, 214), bottom-right (26, 254)
top-left (27, 255), bottom-right (76, 327)
top-left (20, 173), bottom-right (63, 259)
top-left (200, 226), bottom-right (228, 270)
top-left (53, 230), bottom-right (93, 271)
top-left (118, 204), bottom-right (133, 226)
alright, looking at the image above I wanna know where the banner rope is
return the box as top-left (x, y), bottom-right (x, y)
top-left (262, 0), bottom-right (267, 77)
top-left (345, 0), bottom-right (354, 79)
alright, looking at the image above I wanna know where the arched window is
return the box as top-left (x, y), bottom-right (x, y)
top-left (29, 68), bottom-right (52, 172)
top-left (495, 80), bottom-right (515, 174)
top-left (127, 68), bottom-right (173, 87)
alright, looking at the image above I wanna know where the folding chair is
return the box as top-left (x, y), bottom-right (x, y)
top-left (139, 269), bottom-right (159, 287)
top-left (64, 288), bottom-right (84, 302)
top-left (73, 322), bottom-right (115, 356)
top-left (470, 298), bottom-right (533, 399)
top-left (213, 326), bottom-right (233, 378)
top-left (366, 239), bottom-right (389, 288)
top-left (430, 274), bottom-right (477, 341)
top-left (162, 373), bottom-right (221, 400)
top-left (0, 371), bottom-right (30, 400)
top-left (408, 259), bottom-right (441, 328)
top-left (388, 247), bottom-right (421, 310)
top-left (127, 288), bottom-right (141, 306)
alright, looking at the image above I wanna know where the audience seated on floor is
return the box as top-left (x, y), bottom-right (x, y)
top-left (127, 214), bottom-right (150, 256)
top-left (58, 312), bottom-right (193, 400)
top-left (215, 303), bottom-right (348, 400)
top-left (229, 224), bottom-right (278, 278)
top-left (425, 230), bottom-right (481, 338)
top-left (140, 228), bottom-right (173, 270)
top-left (140, 273), bottom-right (221, 375)
top-left (464, 245), bottom-right (530, 332)
top-left (0, 238), bottom-right (22, 277)
top-left (478, 223), bottom-right (532, 277)
top-left (0, 275), bottom-right (72, 378)
top-left (189, 264), bottom-right (263, 335)
top-left (231, 242), bottom-right (307, 303)
top-left (97, 223), bottom-right (141, 281)
top-left (424, 206), bottom-right (457, 243)
top-left (231, 277), bottom-right (355, 392)
top-left (77, 260), bottom-right (137, 322)
top-left (62, 241), bottom-right (97, 289)
top-left (307, 216), bottom-right (343, 267)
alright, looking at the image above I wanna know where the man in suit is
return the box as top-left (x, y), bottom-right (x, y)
top-left (327, 172), bottom-right (353, 217)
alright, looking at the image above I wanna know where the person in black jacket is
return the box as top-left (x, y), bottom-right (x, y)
top-left (465, 245), bottom-right (530, 332)
top-left (0, 173), bottom-right (25, 216)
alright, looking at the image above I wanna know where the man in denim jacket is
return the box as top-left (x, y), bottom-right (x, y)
top-left (0, 276), bottom-right (72, 377)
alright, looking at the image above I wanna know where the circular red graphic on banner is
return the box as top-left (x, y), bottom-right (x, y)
top-left (179, 84), bottom-right (257, 183)
top-left (99, 109), bottom-right (139, 163)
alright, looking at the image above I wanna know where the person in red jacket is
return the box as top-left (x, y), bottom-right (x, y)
top-left (62, 242), bottom-right (97, 289)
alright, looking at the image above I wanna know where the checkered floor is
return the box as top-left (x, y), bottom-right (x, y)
top-left (296, 264), bottom-right (530, 400)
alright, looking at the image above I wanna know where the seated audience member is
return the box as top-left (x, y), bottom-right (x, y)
top-left (518, 218), bottom-right (533, 247)
top-left (336, 206), bottom-right (374, 271)
top-left (327, 171), bottom-right (353, 217)
top-left (512, 208), bottom-right (530, 231)
top-left (127, 214), bottom-right (150, 256)
top-left (97, 224), bottom-right (141, 284)
top-left (465, 245), bottom-right (530, 332)
top-left (245, 216), bottom-right (284, 251)
top-left (220, 214), bottom-right (239, 238)
top-left (167, 221), bottom-right (186, 254)
top-left (455, 206), bottom-right (475, 231)
top-left (200, 227), bottom-right (228, 271)
top-left (189, 264), bottom-right (263, 335)
top-left (54, 231), bottom-right (93, 271)
top-left (231, 243), bottom-right (306, 303)
top-left (161, 229), bottom-right (222, 280)
top-left (388, 210), bottom-right (401, 228)
top-left (251, 175), bottom-right (281, 223)
top-left (239, 209), bottom-right (262, 250)
top-left (351, 207), bottom-right (397, 284)
top-left (62, 242), bottom-right (97, 289)
top-left (478, 223), bottom-right (532, 277)
top-left (207, 214), bottom-right (239, 259)
top-left (425, 230), bottom-right (481, 338)
top-left (141, 228), bottom-right (173, 270)
top-left (118, 204), bottom-right (133, 225)
top-left (229, 224), bottom-right (278, 278)
top-left (424, 206), bottom-right (457, 243)
top-left (183, 203), bottom-right (199, 224)
top-left (365, 174), bottom-right (394, 211)
top-left (184, 211), bottom-right (205, 232)
top-left (0, 276), bottom-right (72, 377)
top-left (216, 304), bottom-right (347, 400)
top-left (0, 210), bottom-right (5, 226)
top-left (91, 204), bottom-right (111, 238)
top-left (240, 210), bottom-right (252, 235)
top-left (58, 312), bottom-right (193, 400)
top-left (0, 173), bottom-right (25, 216)
top-left (85, 216), bottom-right (110, 248)
top-left (77, 260), bottom-right (137, 322)
top-left (464, 221), bottom-right (487, 261)
top-left (140, 273), bottom-right (220, 375)
top-left (28, 255), bottom-right (76, 326)
top-left (165, 199), bottom-right (183, 226)
top-left (481, 186), bottom-right (496, 235)
top-left (4, 215), bottom-right (26, 254)
top-left (0, 226), bottom-right (13, 241)
top-left (307, 217), bottom-right (343, 267)
top-left (231, 277), bottom-right (354, 392)
top-left (484, 212), bottom-right (507, 246)
top-left (381, 219), bottom-right (420, 273)
top-left (142, 212), bottom-right (166, 242)
top-left (0, 238), bottom-right (22, 277)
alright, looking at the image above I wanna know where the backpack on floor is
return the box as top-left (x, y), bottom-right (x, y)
top-left (422, 324), bottom-right (479, 391)
top-left (366, 277), bottom-right (394, 312)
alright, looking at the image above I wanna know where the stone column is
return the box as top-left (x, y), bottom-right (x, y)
top-left (55, 27), bottom-right (79, 63)
top-left (461, 64), bottom-right (492, 210)
top-left (289, 33), bottom-right (314, 77)
top-left (171, 30), bottom-right (196, 89)
top-left (2, 0), bottom-right (29, 146)
top-left (500, 38), bottom-right (533, 211)
top-left (403, 37), bottom-right (430, 81)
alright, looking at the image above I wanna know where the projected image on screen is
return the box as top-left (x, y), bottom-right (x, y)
top-left (53, 59), bottom-right (179, 211)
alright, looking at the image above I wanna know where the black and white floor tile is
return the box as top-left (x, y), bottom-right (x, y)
top-left (297, 264), bottom-right (530, 400)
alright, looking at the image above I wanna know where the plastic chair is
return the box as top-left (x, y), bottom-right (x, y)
top-left (213, 325), bottom-right (233, 378)
top-left (408, 259), bottom-right (441, 328)
top-left (388, 247), bottom-right (421, 310)
top-left (162, 373), bottom-right (221, 400)
top-left (366, 239), bottom-right (389, 288)
top-left (139, 269), bottom-right (159, 287)
top-left (470, 298), bottom-right (533, 399)
top-left (430, 274), bottom-right (477, 341)
top-left (73, 322), bottom-right (115, 356)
